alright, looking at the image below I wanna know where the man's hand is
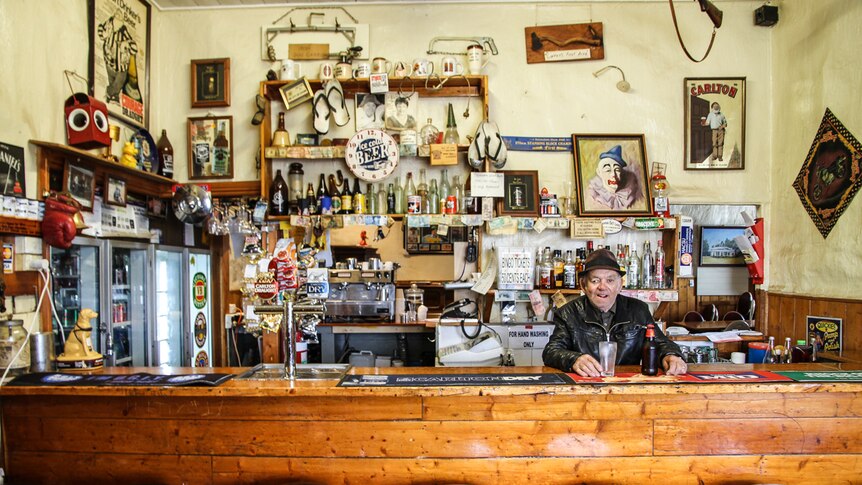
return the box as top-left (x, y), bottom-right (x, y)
top-left (572, 354), bottom-right (603, 377)
top-left (662, 355), bottom-right (687, 375)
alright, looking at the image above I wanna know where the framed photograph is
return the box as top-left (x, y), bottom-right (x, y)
top-left (572, 134), bottom-right (653, 217)
top-left (147, 196), bottom-right (167, 218)
top-left (88, 0), bottom-right (151, 128)
top-left (496, 170), bottom-right (540, 217)
top-left (684, 77), bottom-right (746, 170)
top-left (356, 93), bottom-right (386, 130)
top-left (698, 226), bottom-right (747, 267)
top-left (64, 163), bottom-right (96, 211)
top-left (384, 92), bottom-right (418, 132)
top-left (278, 77), bottom-right (313, 110)
top-left (104, 176), bottom-right (126, 207)
top-left (792, 108), bottom-right (862, 238)
top-left (404, 224), bottom-right (466, 255)
top-left (187, 115), bottom-right (234, 179)
top-left (191, 58), bottom-right (230, 108)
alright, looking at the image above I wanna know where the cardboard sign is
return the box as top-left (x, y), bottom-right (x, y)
top-left (470, 172), bottom-right (505, 197)
top-left (288, 44), bottom-right (330, 60)
top-left (429, 144), bottom-right (458, 165)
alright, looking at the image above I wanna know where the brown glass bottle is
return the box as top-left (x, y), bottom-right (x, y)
top-left (341, 177), bottom-right (353, 214)
top-left (641, 324), bottom-right (659, 376)
top-left (156, 129), bottom-right (174, 179)
top-left (328, 174), bottom-right (342, 214)
top-left (269, 169), bottom-right (288, 216)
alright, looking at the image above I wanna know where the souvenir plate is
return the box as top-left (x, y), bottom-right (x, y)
top-left (345, 129), bottom-right (399, 181)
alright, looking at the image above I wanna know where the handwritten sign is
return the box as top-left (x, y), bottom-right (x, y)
top-left (496, 247), bottom-right (534, 290)
top-left (470, 172), bottom-right (504, 197)
top-left (429, 144), bottom-right (458, 165)
top-left (571, 218), bottom-right (604, 239)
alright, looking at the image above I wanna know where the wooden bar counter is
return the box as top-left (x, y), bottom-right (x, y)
top-left (2, 363), bottom-right (862, 484)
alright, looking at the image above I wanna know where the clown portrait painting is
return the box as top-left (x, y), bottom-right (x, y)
top-left (573, 134), bottom-right (653, 217)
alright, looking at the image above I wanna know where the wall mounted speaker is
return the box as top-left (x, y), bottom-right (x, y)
top-left (64, 93), bottom-right (110, 149)
top-left (754, 4), bottom-right (779, 27)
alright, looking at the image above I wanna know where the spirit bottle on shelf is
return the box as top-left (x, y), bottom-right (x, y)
top-left (353, 178), bottom-right (366, 215)
top-left (641, 241), bottom-right (653, 288)
top-left (563, 250), bottom-right (577, 289)
top-left (269, 169), bottom-right (288, 217)
top-left (654, 240), bottom-right (666, 288)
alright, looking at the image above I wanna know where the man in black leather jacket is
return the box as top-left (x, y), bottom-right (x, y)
top-left (543, 249), bottom-right (687, 377)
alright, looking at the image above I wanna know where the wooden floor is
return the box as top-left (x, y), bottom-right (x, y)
top-left (3, 364), bottom-right (862, 484)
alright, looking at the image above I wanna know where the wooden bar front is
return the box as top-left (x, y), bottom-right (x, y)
top-left (2, 364), bottom-right (862, 484)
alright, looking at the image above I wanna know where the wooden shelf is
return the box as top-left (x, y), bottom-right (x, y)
top-left (264, 144), bottom-right (469, 160)
top-left (0, 216), bottom-right (40, 236)
top-left (262, 76), bottom-right (487, 102)
top-left (32, 140), bottom-right (176, 199)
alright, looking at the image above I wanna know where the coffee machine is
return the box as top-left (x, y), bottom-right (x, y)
top-left (324, 266), bottom-right (396, 322)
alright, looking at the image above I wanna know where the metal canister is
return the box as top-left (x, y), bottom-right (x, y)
top-left (0, 320), bottom-right (29, 376)
top-left (30, 331), bottom-right (56, 372)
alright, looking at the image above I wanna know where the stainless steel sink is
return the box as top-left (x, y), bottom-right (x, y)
top-left (236, 363), bottom-right (351, 380)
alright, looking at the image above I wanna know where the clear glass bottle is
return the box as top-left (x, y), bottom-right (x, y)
top-left (654, 240), bottom-right (666, 288)
top-left (451, 175), bottom-right (463, 214)
top-left (763, 336), bottom-right (777, 364)
top-left (376, 183), bottom-right (387, 215)
top-left (617, 244), bottom-right (628, 288)
top-left (439, 169), bottom-right (451, 213)
top-left (419, 118), bottom-right (440, 146)
top-left (405, 172), bottom-right (417, 214)
top-left (627, 248), bottom-right (640, 289)
top-left (443, 103), bottom-right (459, 144)
top-left (641, 241), bottom-right (653, 288)
top-left (417, 169), bottom-right (429, 214)
top-left (428, 179), bottom-right (439, 215)
top-left (367, 183), bottom-right (377, 214)
top-left (394, 175), bottom-right (404, 214)
top-left (784, 337), bottom-right (793, 364)
top-left (539, 247), bottom-right (554, 289)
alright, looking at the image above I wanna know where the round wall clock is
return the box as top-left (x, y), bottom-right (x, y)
top-left (345, 129), bottom-right (399, 181)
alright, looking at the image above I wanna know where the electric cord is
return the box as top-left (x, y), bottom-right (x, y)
top-left (43, 269), bottom-right (66, 344)
top-left (0, 269), bottom-right (51, 386)
top-left (231, 326), bottom-right (241, 366)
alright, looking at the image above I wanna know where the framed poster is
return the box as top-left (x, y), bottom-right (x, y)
top-left (495, 170), bottom-right (539, 217)
top-left (191, 58), bottom-right (230, 108)
top-left (404, 224), bottom-right (466, 255)
top-left (64, 163), bottom-right (96, 211)
top-left (792, 108), bottom-right (862, 238)
top-left (698, 226), bottom-right (747, 267)
top-left (807, 315), bottom-right (842, 354)
top-left (88, 0), bottom-right (151, 128)
top-left (684, 77), bottom-right (746, 170)
top-left (0, 142), bottom-right (26, 196)
top-left (572, 134), bottom-right (653, 217)
top-left (104, 176), bottom-right (126, 206)
top-left (187, 115), bottom-right (234, 179)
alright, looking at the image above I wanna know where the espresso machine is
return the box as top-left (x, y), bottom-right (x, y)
top-left (324, 263), bottom-right (396, 322)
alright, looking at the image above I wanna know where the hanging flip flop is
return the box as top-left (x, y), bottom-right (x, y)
top-left (325, 79), bottom-right (350, 127)
top-left (483, 121), bottom-right (508, 169)
top-left (312, 89), bottom-right (331, 135)
top-left (468, 136), bottom-right (483, 169)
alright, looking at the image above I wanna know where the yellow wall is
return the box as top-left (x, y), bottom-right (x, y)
top-left (769, 0), bottom-right (862, 299)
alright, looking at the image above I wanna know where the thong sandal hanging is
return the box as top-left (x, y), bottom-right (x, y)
top-left (312, 89), bottom-right (331, 135)
top-left (483, 121), bottom-right (508, 169)
top-left (325, 79), bottom-right (350, 127)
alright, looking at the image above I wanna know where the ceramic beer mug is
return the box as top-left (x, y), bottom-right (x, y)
top-left (441, 56), bottom-right (464, 77)
top-left (371, 57), bottom-right (392, 74)
top-left (393, 60), bottom-right (409, 77)
top-left (334, 61), bottom-right (352, 80)
top-left (412, 58), bottom-right (434, 77)
top-left (466, 43), bottom-right (489, 75)
top-left (319, 61), bottom-right (335, 80)
top-left (352, 61), bottom-right (371, 79)
top-left (281, 59), bottom-right (302, 81)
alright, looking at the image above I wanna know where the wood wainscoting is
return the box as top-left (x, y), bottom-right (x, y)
top-left (762, 291), bottom-right (862, 352)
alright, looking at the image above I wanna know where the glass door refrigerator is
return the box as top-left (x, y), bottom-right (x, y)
top-left (49, 237), bottom-right (106, 357)
top-left (151, 246), bottom-right (185, 367)
top-left (187, 250), bottom-right (212, 367)
top-left (106, 241), bottom-right (152, 367)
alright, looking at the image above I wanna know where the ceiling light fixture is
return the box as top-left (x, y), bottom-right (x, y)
top-left (593, 65), bottom-right (630, 93)
top-left (669, 0), bottom-right (724, 63)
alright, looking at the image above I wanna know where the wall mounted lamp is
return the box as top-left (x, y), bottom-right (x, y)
top-left (592, 65), bottom-right (630, 92)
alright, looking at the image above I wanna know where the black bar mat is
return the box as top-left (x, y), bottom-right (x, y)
top-left (7, 372), bottom-right (234, 387)
top-left (338, 373), bottom-right (576, 387)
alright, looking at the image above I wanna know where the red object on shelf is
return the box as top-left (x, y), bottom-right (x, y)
top-left (747, 218), bottom-right (764, 285)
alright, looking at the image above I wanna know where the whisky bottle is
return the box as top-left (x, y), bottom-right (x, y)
top-left (212, 122), bottom-right (229, 175)
top-left (271, 112), bottom-right (290, 147)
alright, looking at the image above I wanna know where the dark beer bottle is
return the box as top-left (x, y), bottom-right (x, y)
top-left (156, 129), bottom-right (174, 179)
top-left (341, 177), bottom-right (353, 214)
top-left (269, 170), bottom-right (288, 216)
top-left (328, 174), bottom-right (342, 214)
top-left (641, 324), bottom-right (659, 376)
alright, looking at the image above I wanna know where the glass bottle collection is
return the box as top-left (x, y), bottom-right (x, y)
top-left (269, 165), bottom-right (480, 217)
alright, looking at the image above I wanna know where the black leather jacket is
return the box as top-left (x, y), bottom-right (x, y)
top-left (542, 294), bottom-right (682, 372)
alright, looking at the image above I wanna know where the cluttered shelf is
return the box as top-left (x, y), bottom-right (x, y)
top-left (261, 76), bottom-right (487, 102)
top-left (0, 216), bottom-right (40, 236)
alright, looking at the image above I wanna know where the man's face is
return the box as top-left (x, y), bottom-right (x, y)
top-left (712, 103), bottom-right (720, 113)
top-left (582, 268), bottom-right (623, 312)
top-left (596, 158), bottom-right (622, 193)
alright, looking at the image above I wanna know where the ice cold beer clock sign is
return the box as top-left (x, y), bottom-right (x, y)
top-left (345, 129), bottom-right (399, 181)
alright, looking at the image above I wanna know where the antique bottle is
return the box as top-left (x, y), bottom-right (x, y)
top-left (428, 179), bottom-right (439, 215)
top-left (271, 112), bottom-right (290, 147)
top-left (405, 172), bottom-right (418, 214)
top-left (419, 118), bottom-right (440, 145)
top-left (394, 175), bottom-right (404, 214)
top-left (286, 162), bottom-right (304, 214)
top-left (367, 183), bottom-right (377, 214)
top-left (376, 183), bottom-right (387, 215)
top-left (417, 169), bottom-right (429, 214)
top-left (340, 177), bottom-right (353, 214)
top-left (439, 169), bottom-right (451, 213)
top-left (442, 103), bottom-right (459, 144)
top-left (305, 183), bottom-right (316, 215)
top-left (563, 250), bottom-right (577, 289)
top-left (451, 174), bottom-right (463, 214)
top-left (387, 183), bottom-right (396, 214)
top-left (212, 122), bottom-right (229, 175)
top-left (156, 129), bottom-right (174, 179)
top-left (269, 169), bottom-right (288, 216)
top-left (328, 174), bottom-right (342, 214)
top-left (641, 324), bottom-right (659, 376)
top-left (641, 241), bottom-right (653, 288)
